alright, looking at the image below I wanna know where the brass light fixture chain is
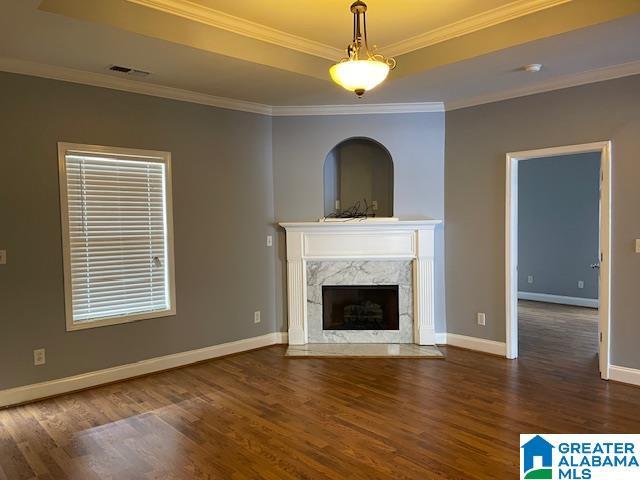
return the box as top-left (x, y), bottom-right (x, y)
top-left (362, 9), bottom-right (370, 57)
top-left (351, 8), bottom-right (358, 58)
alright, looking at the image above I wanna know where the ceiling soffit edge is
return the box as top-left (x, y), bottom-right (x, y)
top-left (126, 0), bottom-right (342, 60)
top-left (383, 0), bottom-right (572, 57)
top-left (445, 59), bottom-right (640, 110)
top-left (125, 0), bottom-right (573, 60)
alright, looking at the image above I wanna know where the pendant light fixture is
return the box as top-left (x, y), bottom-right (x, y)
top-left (330, 1), bottom-right (396, 97)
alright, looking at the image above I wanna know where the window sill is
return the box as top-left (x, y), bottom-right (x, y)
top-left (66, 308), bottom-right (177, 332)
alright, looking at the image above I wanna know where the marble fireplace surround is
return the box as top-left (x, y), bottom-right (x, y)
top-left (307, 260), bottom-right (413, 343)
top-left (280, 219), bottom-right (441, 345)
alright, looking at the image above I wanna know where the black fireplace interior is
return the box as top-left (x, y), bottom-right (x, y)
top-left (322, 285), bottom-right (399, 330)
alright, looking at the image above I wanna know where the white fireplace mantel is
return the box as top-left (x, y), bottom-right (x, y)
top-left (279, 219), bottom-right (442, 346)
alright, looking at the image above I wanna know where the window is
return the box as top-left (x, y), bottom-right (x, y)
top-left (58, 143), bottom-right (176, 331)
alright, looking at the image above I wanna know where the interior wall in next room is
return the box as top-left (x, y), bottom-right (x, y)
top-left (518, 153), bottom-right (601, 301)
top-left (272, 113), bottom-right (446, 335)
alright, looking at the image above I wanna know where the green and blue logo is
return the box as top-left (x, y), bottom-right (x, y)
top-left (521, 435), bottom-right (554, 479)
top-left (520, 434), bottom-right (640, 479)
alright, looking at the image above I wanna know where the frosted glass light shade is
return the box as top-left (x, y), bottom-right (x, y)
top-left (329, 59), bottom-right (390, 96)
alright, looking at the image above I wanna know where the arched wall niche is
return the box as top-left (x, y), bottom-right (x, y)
top-left (323, 137), bottom-right (394, 218)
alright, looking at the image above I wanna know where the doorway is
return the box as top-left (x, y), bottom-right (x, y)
top-left (505, 142), bottom-right (611, 379)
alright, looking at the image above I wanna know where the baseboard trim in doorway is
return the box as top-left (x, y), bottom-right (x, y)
top-left (609, 365), bottom-right (640, 386)
top-left (445, 333), bottom-right (507, 356)
top-left (518, 292), bottom-right (599, 308)
top-left (0, 332), bottom-right (288, 408)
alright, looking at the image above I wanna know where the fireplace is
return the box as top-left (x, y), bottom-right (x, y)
top-left (322, 285), bottom-right (399, 331)
top-left (279, 219), bottom-right (440, 345)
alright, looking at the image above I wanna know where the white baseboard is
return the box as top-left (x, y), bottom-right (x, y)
top-left (0, 332), bottom-right (287, 408)
top-left (274, 332), bottom-right (288, 344)
top-left (518, 291), bottom-right (599, 308)
top-left (15, 331), bottom-right (637, 406)
top-left (445, 333), bottom-right (507, 356)
top-left (609, 365), bottom-right (640, 387)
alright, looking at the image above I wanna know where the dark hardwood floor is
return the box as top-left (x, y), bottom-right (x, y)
top-left (1, 301), bottom-right (639, 479)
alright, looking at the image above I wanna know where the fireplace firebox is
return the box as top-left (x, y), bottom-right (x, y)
top-left (322, 285), bottom-right (399, 331)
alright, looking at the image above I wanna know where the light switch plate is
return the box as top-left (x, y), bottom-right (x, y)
top-left (636, 239), bottom-right (640, 253)
top-left (0, 250), bottom-right (6, 265)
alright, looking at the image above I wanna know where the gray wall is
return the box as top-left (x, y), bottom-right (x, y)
top-left (445, 74), bottom-right (640, 369)
top-left (518, 153), bottom-right (600, 299)
top-left (272, 113), bottom-right (446, 333)
top-left (0, 72), bottom-right (277, 390)
top-left (323, 148), bottom-right (339, 215)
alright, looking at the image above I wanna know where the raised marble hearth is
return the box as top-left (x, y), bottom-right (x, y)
top-left (307, 260), bottom-right (413, 343)
top-left (285, 343), bottom-right (443, 358)
top-left (280, 219), bottom-right (441, 346)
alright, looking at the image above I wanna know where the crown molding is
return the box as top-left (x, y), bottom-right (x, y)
top-left (446, 59), bottom-right (640, 111)
top-left (126, 0), bottom-right (342, 61)
top-left (271, 102), bottom-right (445, 116)
top-left (2, 57), bottom-right (638, 117)
top-left (0, 57), bottom-right (273, 115)
top-left (383, 0), bottom-right (572, 57)
top-left (0, 58), bottom-right (444, 116)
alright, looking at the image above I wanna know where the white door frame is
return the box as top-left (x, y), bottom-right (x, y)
top-left (505, 141), bottom-right (612, 379)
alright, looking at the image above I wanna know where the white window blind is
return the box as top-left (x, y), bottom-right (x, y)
top-left (59, 144), bottom-right (175, 329)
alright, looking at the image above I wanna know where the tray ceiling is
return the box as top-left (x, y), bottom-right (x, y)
top-left (0, 0), bottom-right (639, 110)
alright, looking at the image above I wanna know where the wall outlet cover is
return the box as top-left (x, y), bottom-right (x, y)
top-left (33, 348), bottom-right (46, 366)
top-left (254, 311), bottom-right (261, 324)
top-left (477, 313), bottom-right (486, 326)
top-left (527, 275), bottom-right (534, 284)
top-left (636, 239), bottom-right (640, 253)
top-left (578, 280), bottom-right (585, 289)
top-left (266, 235), bottom-right (273, 247)
top-left (0, 250), bottom-right (6, 265)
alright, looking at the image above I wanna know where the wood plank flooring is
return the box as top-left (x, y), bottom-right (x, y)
top-left (2, 301), bottom-right (639, 479)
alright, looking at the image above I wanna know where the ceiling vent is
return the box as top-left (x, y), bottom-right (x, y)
top-left (107, 65), bottom-right (151, 77)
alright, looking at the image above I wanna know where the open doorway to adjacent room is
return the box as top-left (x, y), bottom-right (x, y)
top-left (505, 142), bottom-right (611, 379)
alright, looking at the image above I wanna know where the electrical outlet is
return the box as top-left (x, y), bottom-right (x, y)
top-left (335, 200), bottom-right (341, 211)
top-left (0, 250), bottom-right (6, 265)
top-left (477, 313), bottom-right (486, 326)
top-left (371, 200), bottom-right (378, 211)
top-left (33, 348), bottom-right (46, 366)
top-left (254, 311), bottom-right (261, 324)
top-left (636, 239), bottom-right (640, 253)
top-left (578, 281), bottom-right (584, 289)
top-left (527, 275), bottom-right (534, 284)
top-left (266, 235), bottom-right (273, 247)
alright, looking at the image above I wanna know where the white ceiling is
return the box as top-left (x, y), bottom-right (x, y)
top-left (0, 0), bottom-right (639, 110)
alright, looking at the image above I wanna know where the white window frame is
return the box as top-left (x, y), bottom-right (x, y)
top-left (58, 142), bottom-right (176, 331)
